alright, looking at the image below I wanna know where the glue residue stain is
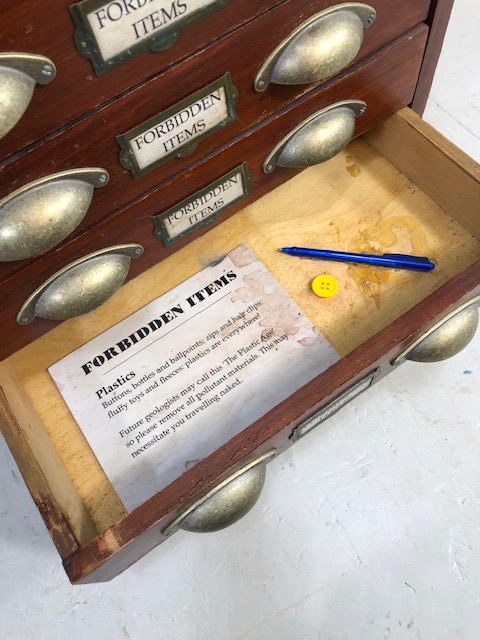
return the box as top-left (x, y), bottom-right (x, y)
top-left (329, 221), bottom-right (342, 243)
top-left (345, 154), bottom-right (361, 177)
top-left (347, 164), bottom-right (361, 177)
top-left (231, 270), bottom-right (303, 340)
top-left (229, 244), bottom-right (257, 268)
top-left (347, 215), bottom-right (428, 308)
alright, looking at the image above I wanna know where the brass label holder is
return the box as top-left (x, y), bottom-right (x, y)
top-left (117, 73), bottom-right (238, 178)
top-left (70, 0), bottom-right (228, 76)
top-left (153, 163), bottom-right (251, 245)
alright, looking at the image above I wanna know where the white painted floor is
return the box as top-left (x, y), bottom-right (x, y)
top-left (1, 4), bottom-right (479, 638)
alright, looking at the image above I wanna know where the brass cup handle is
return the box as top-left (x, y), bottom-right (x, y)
top-left (0, 53), bottom-right (56, 140)
top-left (16, 244), bottom-right (144, 325)
top-left (263, 99), bottom-right (366, 173)
top-left (393, 295), bottom-right (480, 364)
top-left (0, 168), bottom-right (109, 262)
top-left (162, 451), bottom-right (276, 535)
top-left (254, 3), bottom-right (376, 92)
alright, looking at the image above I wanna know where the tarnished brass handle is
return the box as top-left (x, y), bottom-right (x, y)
top-left (263, 99), bottom-right (366, 173)
top-left (393, 296), bottom-right (480, 364)
top-left (254, 3), bottom-right (376, 92)
top-left (16, 244), bottom-right (144, 325)
top-left (0, 53), bottom-right (56, 140)
top-left (162, 451), bottom-right (276, 536)
top-left (0, 168), bottom-right (109, 262)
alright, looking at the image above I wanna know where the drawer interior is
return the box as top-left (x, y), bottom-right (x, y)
top-left (1, 109), bottom-right (480, 549)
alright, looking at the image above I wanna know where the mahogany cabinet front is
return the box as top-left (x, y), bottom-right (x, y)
top-left (1, 0), bottom-right (285, 158)
top-left (0, 23), bottom-right (429, 358)
top-left (1, 1), bottom-right (430, 280)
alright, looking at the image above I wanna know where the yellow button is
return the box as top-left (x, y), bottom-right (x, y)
top-left (311, 274), bottom-right (338, 298)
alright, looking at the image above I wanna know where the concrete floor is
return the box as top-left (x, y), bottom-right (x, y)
top-left (1, 3), bottom-right (479, 638)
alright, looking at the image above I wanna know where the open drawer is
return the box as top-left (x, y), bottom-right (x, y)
top-left (1, 108), bottom-right (479, 584)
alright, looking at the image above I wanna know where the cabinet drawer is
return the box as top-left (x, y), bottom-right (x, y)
top-left (0, 0), bottom-right (429, 160)
top-left (1, 108), bottom-right (479, 583)
top-left (0, 25), bottom-right (428, 356)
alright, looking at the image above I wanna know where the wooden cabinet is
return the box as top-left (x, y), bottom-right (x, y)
top-left (2, 1), bottom-right (472, 584)
top-left (1, 2), bottom-right (430, 282)
top-left (0, 24), bottom-right (429, 356)
top-left (0, 0), bottom-right (430, 158)
top-left (0, 0), bottom-right (285, 157)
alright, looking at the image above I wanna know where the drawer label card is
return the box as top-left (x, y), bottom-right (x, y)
top-left (153, 163), bottom-right (251, 244)
top-left (117, 73), bottom-right (238, 178)
top-left (48, 245), bottom-right (340, 511)
top-left (70, 0), bottom-right (227, 75)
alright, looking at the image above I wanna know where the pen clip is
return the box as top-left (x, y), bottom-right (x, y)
top-left (383, 253), bottom-right (432, 265)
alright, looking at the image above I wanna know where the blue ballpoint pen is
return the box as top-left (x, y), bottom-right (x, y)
top-left (278, 247), bottom-right (435, 271)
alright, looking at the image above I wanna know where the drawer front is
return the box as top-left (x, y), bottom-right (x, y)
top-left (1, 1), bottom-right (430, 164)
top-left (0, 0), bottom-right (430, 281)
top-left (0, 0), bottom-right (282, 157)
top-left (0, 25), bottom-right (428, 359)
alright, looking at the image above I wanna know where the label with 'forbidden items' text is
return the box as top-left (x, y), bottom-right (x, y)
top-left (153, 164), bottom-right (251, 244)
top-left (71, 0), bottom-right (227, 75)
top-left (117, 73), bottom-right (238, 178)
top-left (48, 245), bottom-right (339, 511)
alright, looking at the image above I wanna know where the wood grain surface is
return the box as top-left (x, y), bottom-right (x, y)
top-left (0, 0), bottom-right (429, 160)
top-left (411, 0), bottom-right (456, 114)
top-left (0, 0), bottom-right (283, 159)
top-left (0, 26), bottom-right (429, 358)
top-left (0, 1), bottom-right (466, 585)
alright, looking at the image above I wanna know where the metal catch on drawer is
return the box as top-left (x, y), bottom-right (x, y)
top-left (263, 99), bottom-right (366, 173)
top-left (0, 168), bottom-right (109, 261)
top-left (162, 451), bottom-right (276, 535)
top-left (254, 3), bottom-right (376, 92)
top-left (392, 296), bottom-right (480, 364)
top-left (0, 52), bottom-right (56, 140)
top-left (16, 244), bottom-right (143, 324)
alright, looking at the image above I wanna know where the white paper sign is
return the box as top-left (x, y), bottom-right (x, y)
top-left (49, 245), bottom-right (339, 511)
